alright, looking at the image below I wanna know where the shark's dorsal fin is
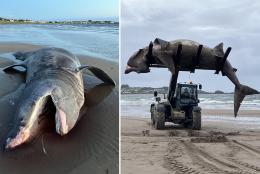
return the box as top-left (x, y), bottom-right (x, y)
top-left (154, 38), bottom-right (169, 49)
top-left (213, 42), bottom-right (224, 57)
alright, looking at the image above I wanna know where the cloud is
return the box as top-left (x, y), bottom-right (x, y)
top-left (121, 0), bottom-right (260, 92)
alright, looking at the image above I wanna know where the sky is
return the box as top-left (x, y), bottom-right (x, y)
top-left (121, 0), bottom-right (260, 92)
top-left (0, 0), bottom-right (118, 21)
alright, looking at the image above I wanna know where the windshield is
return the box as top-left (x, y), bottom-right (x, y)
top-left (180, 86), bottom-right (197, 104)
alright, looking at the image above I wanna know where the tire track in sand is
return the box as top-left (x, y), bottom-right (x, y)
top-left (180, 140), bottom-right (231, 174)
top-left (224, 141), bottom-right (260, 173)
top-left (232, 140), bottom-right (260, 156)
top-left (164, 141), bottom-right (202, 174)
top-left (179, 140), bottom-right (256, 174)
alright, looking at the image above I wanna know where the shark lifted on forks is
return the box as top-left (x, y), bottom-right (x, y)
top-left (125, 38), bottom-right (259, 117)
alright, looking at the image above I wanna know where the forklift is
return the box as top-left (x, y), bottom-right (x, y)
top-left (150, 81), bottom-right (202, 130)
top-left (149, 44), bottom-right (202, 130)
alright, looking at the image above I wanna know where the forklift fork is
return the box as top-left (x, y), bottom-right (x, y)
top-left (168, 44), bottom-right (182, 104)
top-left (191, 45), bottom-right (203, 73)
top-left (215, 47), bottom-right (232, 75)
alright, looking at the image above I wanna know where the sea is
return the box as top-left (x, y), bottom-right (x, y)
top-left (121, 93), bottom-right (260, 127)
top-left (0, 24), bottom-right (119, 61)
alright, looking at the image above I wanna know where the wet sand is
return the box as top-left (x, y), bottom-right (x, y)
top-left (122, 110), bottom-right (260, 174)
top-left (0, 43), bottom-right (119, 174)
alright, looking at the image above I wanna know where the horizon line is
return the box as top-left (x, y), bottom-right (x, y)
top-left (0, 16), bottom-right (119, 22)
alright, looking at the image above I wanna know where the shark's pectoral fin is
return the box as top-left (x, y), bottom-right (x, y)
top-left (82, 73), bottom-right (114, 107)
top-left (76, 65), bottom-right (116, 86)
top-left (3, 64), bottom-right (27, 74)
top-left (13, 51), bottom-right (34, 61)
top-left (13, 52), bottom-right (26, 61)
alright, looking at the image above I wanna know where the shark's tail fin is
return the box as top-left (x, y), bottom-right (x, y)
top-left (234, 84), bottom-right (259, 117)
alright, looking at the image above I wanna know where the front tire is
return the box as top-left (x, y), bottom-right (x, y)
top-left (192, 107), bottom-right (201, 130)
top-left (154, 110), bottom-right (165, 130)
top-left (150, 105), bottom-right (155, 125)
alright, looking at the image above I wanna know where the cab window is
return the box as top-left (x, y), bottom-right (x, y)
top-left (180, 86), bottom-right (196, 103)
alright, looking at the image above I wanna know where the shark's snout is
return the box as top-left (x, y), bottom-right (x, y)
top-left (125, 65), bottom-right (133, 74)
top-left (5, 127), bottom-right (30, 150)
top-left (4, 95), bottom-right (74, 150)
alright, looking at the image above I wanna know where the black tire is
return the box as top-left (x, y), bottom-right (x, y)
top-left (150, 105), bottom-right (155, 125)
top-left (192, 110), bottom-right (201, 130)
top-left (154, 111), bottom-right (165, 130)
top-left (183, 109), bottom-right (193, 129)
top-left (183, 121), bottom-right (192, 129)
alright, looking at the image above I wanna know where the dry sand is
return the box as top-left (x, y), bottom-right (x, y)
top-left (0, 43), bottom-right (119, 174)
top-left (122, 110), bottom-right (260, 174)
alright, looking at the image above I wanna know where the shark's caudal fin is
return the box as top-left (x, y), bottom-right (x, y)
top-left (234, 84), bottom-right (259, 117)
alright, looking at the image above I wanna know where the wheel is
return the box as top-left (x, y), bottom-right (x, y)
top-left (150, 105), bottom-right (155, 125)
top-left (154, 110), bottom-right (165, 130)
top-left (192, 108), bottom-right (201, 130)
top-left (183, 122), bottom-right (192, 129)
top-left (183, 109), bottom-right (193, 129)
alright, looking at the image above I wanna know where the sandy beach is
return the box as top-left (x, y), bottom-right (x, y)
top-left (0, 43), bottom-right (119, 174)
top-left (122, 110), bottom-right (260, 174)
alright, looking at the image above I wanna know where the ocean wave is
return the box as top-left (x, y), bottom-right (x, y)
top-left (200, 99), bottom-right (233, 104)
top-left (204, 115), bottom-right (260, 125)
top-left (0, 24), bottom-right (119, 60)
top-left (121, 94), bottom-right (260, 117)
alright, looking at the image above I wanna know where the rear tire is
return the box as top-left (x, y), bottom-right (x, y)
top-left (154, 111), bottom-right (165, 130)
top-left (192, 108), bottom-right (201, 130)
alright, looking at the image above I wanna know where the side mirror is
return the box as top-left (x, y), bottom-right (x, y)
top-left (156, 97), bottom-right (161, 102)
top-left (199, 84), bottom-right (202, 90)
top-left (154, 91), bottom-right (158, 97)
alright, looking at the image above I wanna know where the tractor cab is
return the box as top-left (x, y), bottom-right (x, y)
top-left (170, 83), bottom-right (201, 110)
top-left (151, 81), bottom-right (202, 130)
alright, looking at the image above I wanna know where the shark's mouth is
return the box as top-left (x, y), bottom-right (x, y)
top-left (4, 94), bottom-right (70, 150)
top-left (125, 64), bottom-right (150, 74)
top-left (125, 65), bottom-right (136, 74)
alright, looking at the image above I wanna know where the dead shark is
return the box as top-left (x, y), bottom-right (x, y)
top-left (3, 47), bottom-right (115, 150)
top-left (125, 38), bottom-right (259, 117)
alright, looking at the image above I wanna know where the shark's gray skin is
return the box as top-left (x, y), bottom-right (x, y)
top-left (125, 38), bottom-right (259, 117)
top-left (3, 47), bottom-right (115, 150)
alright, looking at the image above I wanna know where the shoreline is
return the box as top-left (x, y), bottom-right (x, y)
top-left (121, 108), bottom-right (260, 118)
top-left (0, 42), bottom-right (119, 63)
